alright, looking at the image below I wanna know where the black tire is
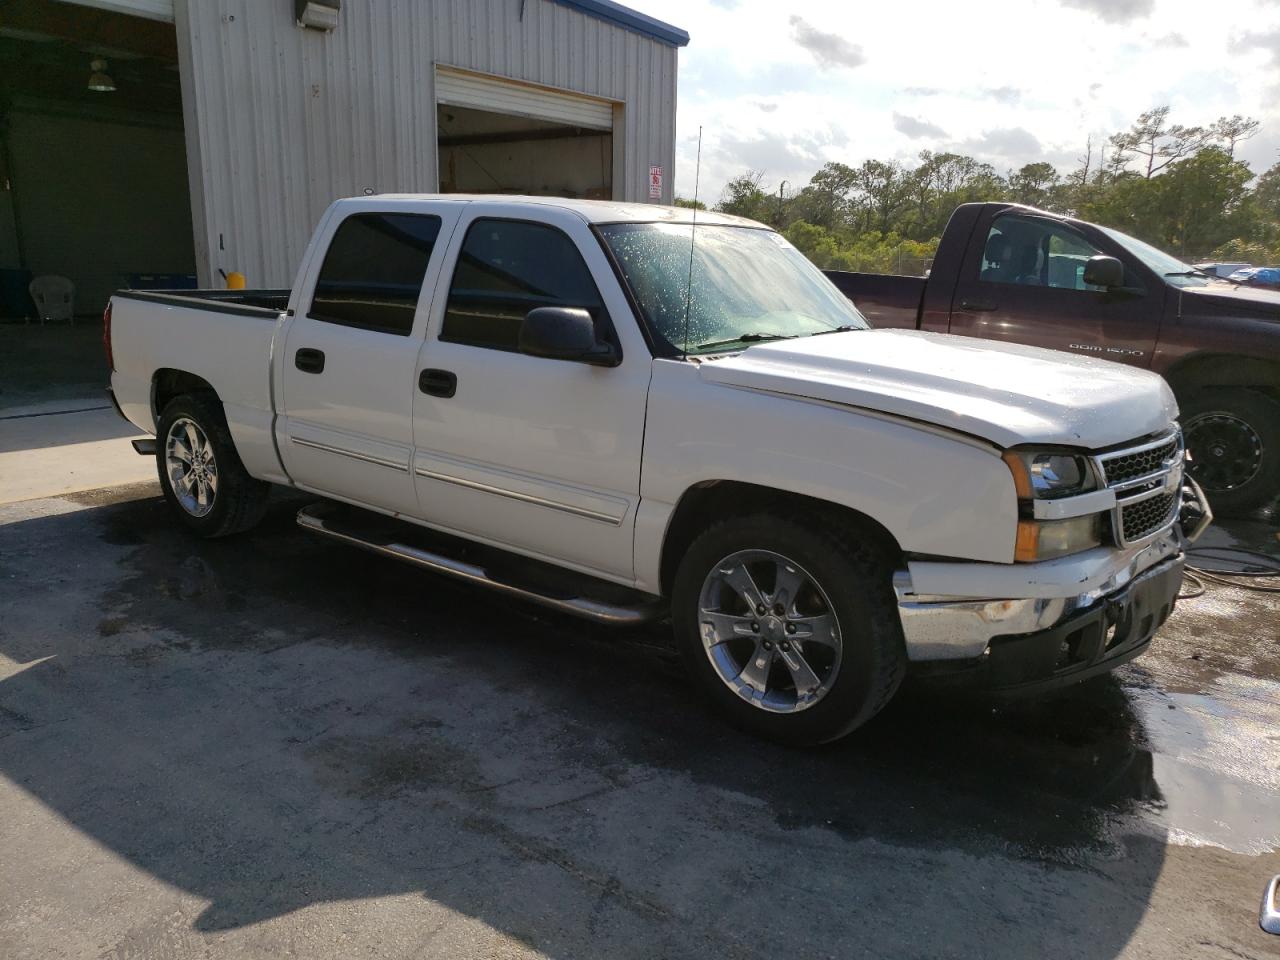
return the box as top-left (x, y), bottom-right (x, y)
top-left (1181, 388), bottom-right (1280, 518)
top-left (155, 393), bottom-right (271, 538)
top-left (671, 512), bottom-right (906, 746)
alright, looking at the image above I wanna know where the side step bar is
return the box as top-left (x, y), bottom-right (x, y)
top-left (296, 502), bottom-right (666, 626)
top-left (131, 438), bottom-right (157, 456)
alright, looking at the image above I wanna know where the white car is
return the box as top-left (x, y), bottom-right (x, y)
top-left (106, 196), bottom-right (1208, 744)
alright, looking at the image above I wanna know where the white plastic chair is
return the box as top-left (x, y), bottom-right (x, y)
top-left (29, 275), bottom-right (75, 324)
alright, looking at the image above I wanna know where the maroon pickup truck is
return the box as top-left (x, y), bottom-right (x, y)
top-left (826, 202), bottom-right (1280, 516)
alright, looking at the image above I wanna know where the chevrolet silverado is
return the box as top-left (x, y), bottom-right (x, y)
top-left (105, 196), bottom-right (1208, 744)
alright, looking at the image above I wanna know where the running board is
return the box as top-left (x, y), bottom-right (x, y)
top-left (296, 502), bottom-right (666, 626)
top-left (131, 438), bottom-right (157, 455)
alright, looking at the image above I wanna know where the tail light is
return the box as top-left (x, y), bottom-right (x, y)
top-left (103, 301), bottom-right (114, 372)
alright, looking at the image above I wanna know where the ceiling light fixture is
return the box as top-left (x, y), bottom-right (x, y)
top-left (88, 59), bottom-right (116, 92)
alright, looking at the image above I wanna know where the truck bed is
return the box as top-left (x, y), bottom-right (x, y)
top-left (823, 272), bottom-right (925, 330)
top-left (109, 286), bottom-right (292, 485)
top-left (115, 288), bottom-right (292, 317)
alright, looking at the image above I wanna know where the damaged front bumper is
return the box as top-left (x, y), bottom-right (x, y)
top-left (892, 479), bottom-right (1211, 691)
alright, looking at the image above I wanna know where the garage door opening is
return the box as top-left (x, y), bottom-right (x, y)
top-left (435, 69), bottom-right (615, 200)
top-left (0, 0), bottom-right (195, 331)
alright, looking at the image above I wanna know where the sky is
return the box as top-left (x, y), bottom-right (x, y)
top-left (630, 0), bottom-right (1280, 204)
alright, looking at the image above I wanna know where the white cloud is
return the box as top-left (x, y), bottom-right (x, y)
top-left (983, 86), bottom-right (1022, 105)
top-left (788, 16), bottom-right (866, 70)
top-left (1058, 0), bottom-right (1154, 22)
top-left (1231, 27), bottom-right (1280, 67)
top-left (893, 113), bottom-right (948, 139)
top-left (962, 127), bottom-right (1043, 160)
top-left (633, 0), bottom-right (1280, 198)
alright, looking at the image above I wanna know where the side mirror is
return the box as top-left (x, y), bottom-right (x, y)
top-left (518, 307), bottom-right (619, 366)
top-left (1083, 255), bottom-right (1124, 289)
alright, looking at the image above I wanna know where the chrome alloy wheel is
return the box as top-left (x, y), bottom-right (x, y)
top-left (1184, 412), bottom-right (1264, 491)
top-left (165, 417), bottom-right (218, 517)
top-left (697, 549), bottom-right (843, 714)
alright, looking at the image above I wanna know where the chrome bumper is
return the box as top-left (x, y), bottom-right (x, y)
top-left (894, 480), bottom-right (1211, 662)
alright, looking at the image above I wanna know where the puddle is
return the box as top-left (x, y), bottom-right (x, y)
top-left (1121, 673), bottom-right (1280, 855)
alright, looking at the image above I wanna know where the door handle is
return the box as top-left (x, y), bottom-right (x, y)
top-left (959, 298), bottom-right (997, 312)
top-left (294, 348), bottom-right (325, 374)
top-left (419, 368), bottom-right (457, 398)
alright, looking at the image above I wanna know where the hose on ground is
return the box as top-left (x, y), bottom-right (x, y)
top-left (1179, 545), bottom-right (1280, 599)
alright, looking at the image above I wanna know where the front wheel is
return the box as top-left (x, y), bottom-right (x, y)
top-left (671, 513), bottom-right (905, 745)
top-left (156, 393), bottom-right (270, 538)
top-left (1181, 388), bottom-right (1280, 518)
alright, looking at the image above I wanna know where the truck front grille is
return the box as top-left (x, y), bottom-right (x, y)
top-left (1120, 492), bottom-right (1179, 542)
top-left (1098, 436), bottom-right (1181, 487)
top-left (1093, 430), bottom-right (1184, 548)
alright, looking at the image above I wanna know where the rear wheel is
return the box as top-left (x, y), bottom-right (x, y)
top-left (672, 513), bottom-right (905, 745)
top-left (156, 393), bottom-right (270, 537)
top-left (1181, 388), bottom-right (1280, 518)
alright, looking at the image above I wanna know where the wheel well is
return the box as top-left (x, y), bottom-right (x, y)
top-left (151, 369), bottom-right (218, 426)
top-left (1163, 353), bottom-right (1280, 403)
top-left (657, 480), bottom-right (903, 597)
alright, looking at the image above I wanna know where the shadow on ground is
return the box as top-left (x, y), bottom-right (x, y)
top-left (0, 323), bottom-right (108, 408)
top-left (0, 489), bottom-right (1182, 958)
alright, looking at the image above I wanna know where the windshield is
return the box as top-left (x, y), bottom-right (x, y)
top-left (598, 223), bottom-right (869, 355)
top-left (1095, 225), bottom-right (1216, 288)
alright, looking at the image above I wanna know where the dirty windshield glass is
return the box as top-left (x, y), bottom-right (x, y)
top-left (598, 223), bottom-right (868, 355)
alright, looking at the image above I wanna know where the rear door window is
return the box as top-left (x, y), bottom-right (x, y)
top-left (441, 219), bottom-right (605, 352)
top-left (309, 213), bottom-right (442, 336)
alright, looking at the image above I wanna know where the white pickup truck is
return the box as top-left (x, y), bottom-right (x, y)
top-left (106, 195), bottom-right (1209, 744)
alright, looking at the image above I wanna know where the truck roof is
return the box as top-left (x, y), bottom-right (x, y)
top-left (351, 194), bottom-right (765, 228)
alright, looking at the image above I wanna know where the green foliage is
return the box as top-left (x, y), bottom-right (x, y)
top-left (1080, 147), bottom-right (1254, 254)
top-left (783, 221), bottom-right (938, 275)
top-left (710, 107), bottom-right (1278, 272)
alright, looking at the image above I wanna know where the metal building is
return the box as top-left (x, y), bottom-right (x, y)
top-left (0, 0), bottom-right (687, 315)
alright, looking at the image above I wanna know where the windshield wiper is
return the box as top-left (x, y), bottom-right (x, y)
top-left (692, 332), bottom-right (797, 352)
top-left (810, 325), bottom-right (863, 336)
top-left (1164, 270), bottom-right (1213, 279)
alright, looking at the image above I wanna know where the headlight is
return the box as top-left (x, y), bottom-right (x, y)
top-left (1014, 514), bottom-right (1103, 562)
top-left (1004, 449), bottom-right (1103, 561)
top-left (1002, 451), bottom-right (1095, 499)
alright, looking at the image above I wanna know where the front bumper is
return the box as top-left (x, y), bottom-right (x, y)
top-left (914, 555), bottom-right (1184, 693)
top-left (891, 480), bottom-right (1209, 691)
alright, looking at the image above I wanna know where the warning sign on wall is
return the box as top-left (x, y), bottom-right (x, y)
top-left (648, 164), bottom-right (663, 199)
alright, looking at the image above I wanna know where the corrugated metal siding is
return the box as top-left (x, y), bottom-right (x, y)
top-left (174, 0), bottom-right (678, 288)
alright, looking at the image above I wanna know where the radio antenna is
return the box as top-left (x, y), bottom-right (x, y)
top-left (682, 125), bottom-right (703, 358)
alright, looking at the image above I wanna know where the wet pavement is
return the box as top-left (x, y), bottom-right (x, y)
top-left (0, 481), bottom-right (1277, 959)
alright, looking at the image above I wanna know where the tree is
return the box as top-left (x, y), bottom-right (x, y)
top-left (673, 197), bottom-right (706, 210)
top-left (1210, 115), bottom-right (1260, 158)
top-left (791, 162), bottom-right (858, 230)
top-left (1008, 162), bottom-right (1060, 208)
top-left (1252, 161), bottom-right (1280, 220)
top-left (715, 170), bottom-right (771, 220)
top-left (856, 160), bottom-right (914, 234)
top-left (1090, 147), bottom-right (1253, 254)
top-left (710, 115), bottom-right (1273, 277)
top-left (1108, 107), bottom-right (1211, 179)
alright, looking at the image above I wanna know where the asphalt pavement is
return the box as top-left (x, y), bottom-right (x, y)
top-left (0, 476), bottom-right (1277, 959)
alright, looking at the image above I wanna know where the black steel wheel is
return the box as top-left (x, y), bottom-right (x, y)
top-left (1181, 388), bottom-right (1280, 517)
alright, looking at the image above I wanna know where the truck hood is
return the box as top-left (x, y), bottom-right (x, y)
top-left (699, 329), bottom-right (1178, 450)
top-left (1178, 282), bottom-right (1280, 319)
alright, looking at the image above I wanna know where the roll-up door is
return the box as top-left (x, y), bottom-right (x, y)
top-left (53, 0), bottom-right (175, 22)
top-left (435, 67), bottom-right (613, 132)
